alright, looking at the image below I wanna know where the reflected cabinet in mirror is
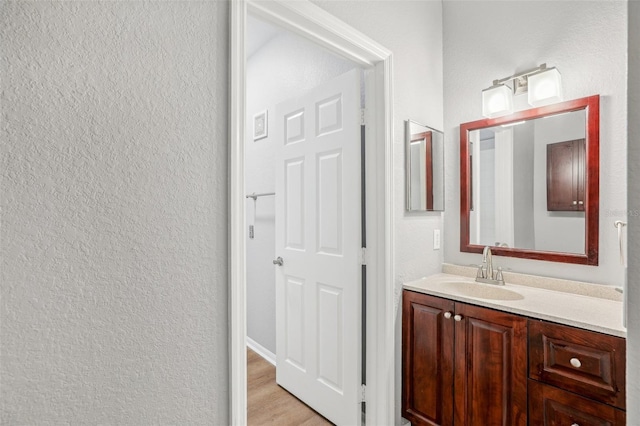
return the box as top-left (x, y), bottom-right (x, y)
top-left (406, 121), bottom-right (444, 211)
top-left (460, 95), bottom-right (599, 265)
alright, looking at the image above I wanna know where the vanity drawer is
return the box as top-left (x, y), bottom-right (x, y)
top-left (528, 380), bottom-right (626, 426)
top-left (528, 320), bottom-right (626, 409)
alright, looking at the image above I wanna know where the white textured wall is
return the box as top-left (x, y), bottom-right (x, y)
top-left (312, 1), bottom-right (444, 423)
top-left (627, 0), bottom-right (639, 421)
top-left (245, 28), bottom-right (354, 355)
top-left (443, 1), bottom-right (628, 286)
top-left (0, 2), bottom-right (229, 424)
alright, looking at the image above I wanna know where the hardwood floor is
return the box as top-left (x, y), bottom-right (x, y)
top-left (247, 348), bottom-right (333, 426)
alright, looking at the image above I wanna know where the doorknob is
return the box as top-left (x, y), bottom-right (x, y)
top-left (273, 256), bottom-right (284, 266)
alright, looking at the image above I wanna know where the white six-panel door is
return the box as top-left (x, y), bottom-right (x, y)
top-left (274, 68), bottom-right (362, 426)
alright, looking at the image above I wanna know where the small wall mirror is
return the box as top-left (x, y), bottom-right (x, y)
top-left (406, 120), bottom-right (445, 211)
top-left (460, 95), bottom-right (599, 265)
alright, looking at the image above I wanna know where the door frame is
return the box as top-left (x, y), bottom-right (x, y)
top-left (229, 1), bottom-right (396, 425)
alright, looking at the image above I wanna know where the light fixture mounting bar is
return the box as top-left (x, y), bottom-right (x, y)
top-left (491, 63), bottom-right (548, 86)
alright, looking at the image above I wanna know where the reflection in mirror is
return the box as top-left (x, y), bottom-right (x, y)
top-left (469, 110), bottom-right (586, 254)
top-left (460, 95), bottom-right (599, 265)
top-left (406, 121), bottom-right (444, 211)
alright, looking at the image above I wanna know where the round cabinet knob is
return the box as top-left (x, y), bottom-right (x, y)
top-left (444, 312), bottom-right (452, 319)
top-left (578, 201), bottom-right (584, 205)
top-left (572, 423), bottom-right (580, 426)
top-left (572, 200), bottom-right (578, 205)
top-left (454, 314), bottom-right (463, 322)
top-left (570, 357), bottom-right (582, 368)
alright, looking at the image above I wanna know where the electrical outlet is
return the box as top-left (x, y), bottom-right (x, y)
top-left (433, 229), bottom-right (441, 250)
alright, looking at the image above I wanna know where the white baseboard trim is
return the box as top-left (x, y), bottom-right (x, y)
top-left (246, 336), bottom-right (276, 366)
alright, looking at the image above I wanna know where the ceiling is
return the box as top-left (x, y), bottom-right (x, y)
top-left (247, 16), bottom-right (284, 59)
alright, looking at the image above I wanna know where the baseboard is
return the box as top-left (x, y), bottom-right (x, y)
top-left (246, 336), bottom-right (276, 366)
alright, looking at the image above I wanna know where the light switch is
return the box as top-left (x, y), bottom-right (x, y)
top-left (433, 229), bottom-right (441, 250)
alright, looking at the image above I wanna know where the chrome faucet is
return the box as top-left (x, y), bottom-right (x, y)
top-left (483, 246), bottom-right (494, 282)
top-left (475, 246), bottom-right (505, 285)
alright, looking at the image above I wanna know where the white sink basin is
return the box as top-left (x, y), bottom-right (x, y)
top-left (447, 281), bottom-right (524, 301)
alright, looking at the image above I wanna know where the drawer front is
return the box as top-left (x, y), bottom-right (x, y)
top-left (529, 320), bottom-right (626, 409)
top-left (528, 380), bottom-right (626, 426)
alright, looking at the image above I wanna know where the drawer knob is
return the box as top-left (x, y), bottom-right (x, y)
top-left (454, 314), bottom-right (463, 322)
top-left (570, 357), bottom-right (582, 368)
top-left (444, 312), bottom-right (452, 319)
top-left (572, 423), bottom-right (579, 426)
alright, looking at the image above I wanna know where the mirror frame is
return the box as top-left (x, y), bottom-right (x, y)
top-left (460, 95), bottom-right (600, 265)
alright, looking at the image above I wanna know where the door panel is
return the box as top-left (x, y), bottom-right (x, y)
top-left (285, 276), bottom-right (305, 371)
top-left (317, 283), bottom-right (343, 391)
top-left (316, 94), bottom-right (343, 136)
top-left (285, 109), bottom-right (305, 144)
top-left (317, 150), bottom-right (343, 254)
top-left (285, 158), bottom-right (305, 250)
top-left (275, 68), bottom-right (361, 426)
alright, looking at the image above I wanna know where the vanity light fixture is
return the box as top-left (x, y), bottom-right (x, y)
top-left (481, 63), bottom-right (563, 118)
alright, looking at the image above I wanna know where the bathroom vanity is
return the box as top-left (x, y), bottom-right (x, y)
top-left (402, 268), bottom-right (626, 426)
top-left (402, 89), bottom-right (628, 424)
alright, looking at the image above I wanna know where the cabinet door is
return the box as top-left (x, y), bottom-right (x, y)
top-left (547, 139), bottom-right (586, 211)
top-left (453, 303), bottom-right (527, 425)
top-left (529, 380), bottom-right (626, 426)
top-left (402, 291), bottom-right (455, 426)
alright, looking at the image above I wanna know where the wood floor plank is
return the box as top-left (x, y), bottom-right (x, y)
top-left (247, 348), bottom-right (334, 426)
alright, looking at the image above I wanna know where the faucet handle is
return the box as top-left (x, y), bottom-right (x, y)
top-left (476, 264), bottom-right (484, 279)
top-left (495, 267), bottom-right (505, 284)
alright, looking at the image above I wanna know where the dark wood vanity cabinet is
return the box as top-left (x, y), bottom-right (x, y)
top-left (547, 138), bottom-right (586, 211)
top-left (402, 290), bottom-right (627, 426)
top-left (402, 291), bottom-right (527, 426)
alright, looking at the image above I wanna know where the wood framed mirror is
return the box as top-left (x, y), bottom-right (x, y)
top-left (406, 120), bottom-right (445, 211)
top-left (460, 95), bottom-right (599, 265)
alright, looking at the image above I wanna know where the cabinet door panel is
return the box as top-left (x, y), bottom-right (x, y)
top-left (402, 291), bottom-right (455, 426)
top-left (454, 303), bottom-right (527, 426)
top-left (529, 380), bottom-right (626, 426)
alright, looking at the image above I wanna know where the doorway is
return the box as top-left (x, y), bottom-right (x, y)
top-left (245, 16), bottom-right (364, 424)
top-left (230, 1), bottom-right (395, 425)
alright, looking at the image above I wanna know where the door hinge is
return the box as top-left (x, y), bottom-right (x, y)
top-left (360, 108), bottom-right (366, 126)
top-left (360, 247), bottom-right (367, 265)
top-left (360, 384), bottom-right (366, 403)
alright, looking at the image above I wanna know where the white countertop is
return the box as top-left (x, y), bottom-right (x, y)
top-left (403, 272), bottom-right (626, 338)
